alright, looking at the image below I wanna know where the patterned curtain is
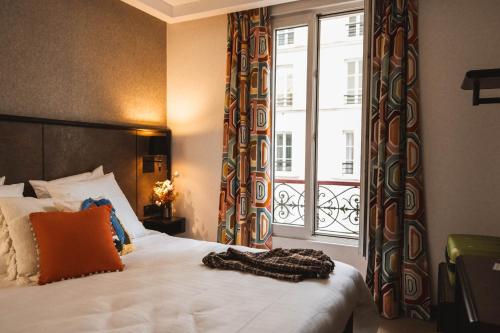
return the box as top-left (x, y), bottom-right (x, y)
top-left (217, 8), bottom-right (273, 249)
top-left (366, 0), bottom-right (431, 320)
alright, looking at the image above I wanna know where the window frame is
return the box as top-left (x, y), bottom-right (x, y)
top-left (271, 1), bottom-right (369, 251)
top-left (345, 58), bottom-right (363, 105)
top-left (277, 29), bottom-right (295, 46)
top-left (275, 131), bottom-right (293, 172)
top-left (342, 130), bottom-right (355, 175)
top-left (276, 65), bottom-right (294, 107)
top-left (347, 13), bottom-right (364, 38)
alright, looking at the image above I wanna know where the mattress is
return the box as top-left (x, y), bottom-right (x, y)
top-left (0, 232), bottom-right (378, 333)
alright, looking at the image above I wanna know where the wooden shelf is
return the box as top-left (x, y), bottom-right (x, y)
top-left (461, 68), bottom-right (500, 105)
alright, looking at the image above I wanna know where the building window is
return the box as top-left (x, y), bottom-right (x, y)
top-left (345, 59), bottom-right (363, 104)
top-left (277, 30), bottom-right (295, 46)
top-left (347, 14), bottom-right (363, 37)
top-left (276, 65), bottom-right (293, 107)
top-left (342, 131), bottom-right (354, 175)
top-left (276, 132), bottom-right (292, 172)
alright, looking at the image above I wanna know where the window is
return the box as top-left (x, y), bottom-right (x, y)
top-left (277, 30), bottom-right (295, 46)
top-left (272, 10), bottom-right (365, 242)
top-left (273, 25), bottom-right (308, 226)
top-left (276, 66), bottom-right (293, 107)
top-left (275, 132), bottom-right (292, 172)
top-left (342, 131), bottom-right (354, 175)
top-left (347, 14), bottom-right (363, 37)
top-left (345, 59), bottom-right (363, 104)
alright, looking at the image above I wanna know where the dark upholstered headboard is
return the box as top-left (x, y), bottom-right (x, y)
top-left (0, 114), bottom-right (170, 218)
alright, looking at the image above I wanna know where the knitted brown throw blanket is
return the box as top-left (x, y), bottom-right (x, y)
top-left (202, 247), bottom-right (334, 282)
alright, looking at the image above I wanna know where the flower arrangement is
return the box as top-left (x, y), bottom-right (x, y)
top-left (153, 179), bottom-right (178, 206)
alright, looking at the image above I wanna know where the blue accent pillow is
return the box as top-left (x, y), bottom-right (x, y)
top-left (80, 198), bottom-right (133, 255)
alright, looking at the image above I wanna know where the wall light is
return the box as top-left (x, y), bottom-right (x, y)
top-left (143, 134), bottom-right (170, 173)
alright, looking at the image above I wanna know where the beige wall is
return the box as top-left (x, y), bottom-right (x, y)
top-left (420, 0), bottom-right (500, 297)
top-left (166, 0), bottom-right (500, 289)
top-left (165, 14), bottom-right (368, 274)
top-left (167, 15), bottom-right (227, 241)
top-left (0, 0), bottom-right (166, 127)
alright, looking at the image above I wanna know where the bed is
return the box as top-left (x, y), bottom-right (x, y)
top-left (0, 231), bottom-right (377, 333)
top-left (0, 114), bottom-right (378, 333)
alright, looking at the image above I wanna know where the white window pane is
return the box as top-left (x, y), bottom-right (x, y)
top-left (347, 76), bottom-right (355, 89)
top-left (273, 26), bottom-right (308, 226)
top-left (278, 34), bottom-right (285, 45)
top-left (277, 134), bottom-right (283, 146)
top-left (276, 65), bottom-right (293, 107)
top-left (347, 61), bottom-right (355, 73)
top-left (359, 14), bottom-right (364, 36)
top-left (346, 132), bottom-right (354, 146)
top-left (316, 13), bottom-right (363, 238)
top-left (347, 148), bottom-right (354, 161)
top-left (277, 149), bottom-right (283, 159)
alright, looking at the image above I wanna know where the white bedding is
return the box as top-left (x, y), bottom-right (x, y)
top-left (0, 232), bottom-right (378, 333)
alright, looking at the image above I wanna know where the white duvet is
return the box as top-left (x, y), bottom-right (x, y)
top-left (0, 232), bottom-right (378, 333)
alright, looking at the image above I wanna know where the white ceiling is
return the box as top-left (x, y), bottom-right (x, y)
top-left (121, 0), bottom-right (299, 23)
top-left (162, 0), bottom-right (198, 6)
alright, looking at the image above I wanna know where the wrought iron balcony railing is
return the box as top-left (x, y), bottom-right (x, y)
top-left (273, 179), bottom-right (360, 238)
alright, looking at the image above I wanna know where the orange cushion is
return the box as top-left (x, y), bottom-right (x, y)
top-left (30, 206), bottom-right (124, 285)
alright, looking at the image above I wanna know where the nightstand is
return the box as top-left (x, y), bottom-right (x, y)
top-left (142, 216), bottom-right (186, 236)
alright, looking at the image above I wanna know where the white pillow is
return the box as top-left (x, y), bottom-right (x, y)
top-left (0, 176), bottom-right (4, 185)
top-left (0, 183), bottom-right (24, 198)
top-left (0, 211), bottom-right (16, 280)
top-left (0, 198), bottom-right (57, 283)
top-left (46, 173), bottom-right (147, 238)
top-left (29, 165), bottom-right (104, 199)
top-left (53, 199), bottom-right (82, 213)
top-left (0, 183), bottom-right (24, 280)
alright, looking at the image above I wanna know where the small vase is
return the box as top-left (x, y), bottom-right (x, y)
top-left (161, 204), bottom-right (171, 219)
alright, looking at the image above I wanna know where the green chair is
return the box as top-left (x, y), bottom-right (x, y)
top-left (437, 234), bottom-right (500, 333)
top-left (446, 234), bottom-right (500, 287)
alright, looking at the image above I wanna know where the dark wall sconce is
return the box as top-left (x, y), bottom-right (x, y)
top-left (143, 133), bottom-right (171, 174)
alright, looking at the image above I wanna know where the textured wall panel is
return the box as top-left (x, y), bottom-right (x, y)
top-left (0, 0), bottom-right (166, 127)
top-left (43, 125), bottom-right (138, 212)
top-left (0, 121), bottom-right (43, 196)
